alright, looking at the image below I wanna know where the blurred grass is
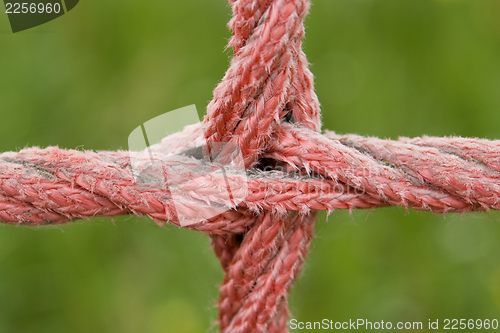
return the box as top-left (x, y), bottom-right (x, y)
top-left (1, 0), bottom-right (500, 332)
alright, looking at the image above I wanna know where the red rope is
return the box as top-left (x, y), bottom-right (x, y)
top-left (1, 0), bottom-right (500, 331)
top-left (205, 1), bottom-right (319, 330)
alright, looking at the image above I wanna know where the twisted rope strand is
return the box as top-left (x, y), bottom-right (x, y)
top-left (204, 0), bottom-right (319, 168)
top-left (222, 212), bottom-right (316, 333)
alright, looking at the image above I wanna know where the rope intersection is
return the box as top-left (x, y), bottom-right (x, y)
top-left (1, 0), bottom-right (500, 332)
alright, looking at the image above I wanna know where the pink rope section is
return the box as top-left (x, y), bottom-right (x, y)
top-left (204, 1), bottom-right (320, 330)
top-left (1, 0), bottom-right (500, 332)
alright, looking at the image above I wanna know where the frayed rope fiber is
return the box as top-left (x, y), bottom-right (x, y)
top-left (1, 0), bottom-right (500, 332)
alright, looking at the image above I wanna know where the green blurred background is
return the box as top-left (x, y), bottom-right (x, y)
top-left (1, 0), bottom-right (500, 332)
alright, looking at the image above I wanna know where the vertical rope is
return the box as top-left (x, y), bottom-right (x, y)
top-left (204, 0), bottom-right (320, 331)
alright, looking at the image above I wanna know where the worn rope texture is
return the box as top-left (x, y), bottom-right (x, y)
top-left (1, 0), bottom-right (500, 332)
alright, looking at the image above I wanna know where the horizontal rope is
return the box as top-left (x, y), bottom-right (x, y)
top-left (1, 123), bottom-right (498, 232)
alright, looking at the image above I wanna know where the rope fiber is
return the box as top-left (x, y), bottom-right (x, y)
top-left (1, 0), bottom-right (500, 332)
